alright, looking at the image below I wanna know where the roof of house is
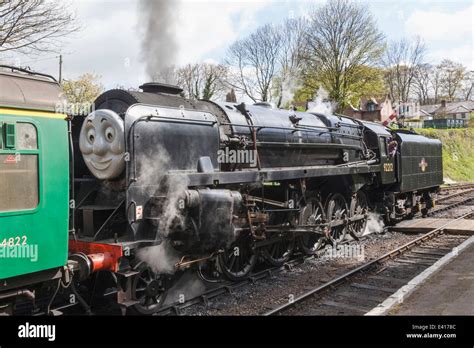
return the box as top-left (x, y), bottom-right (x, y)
top-left (421, 100), bottom-right (474, 115)
top-left (420, 104), bottom-right (440, 114)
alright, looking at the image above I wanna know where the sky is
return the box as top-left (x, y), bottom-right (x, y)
top-left (4, 0), bottom-right (473, 89)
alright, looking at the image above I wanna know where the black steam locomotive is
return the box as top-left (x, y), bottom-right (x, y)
top-left (69, 82), bottom-right (442, 314)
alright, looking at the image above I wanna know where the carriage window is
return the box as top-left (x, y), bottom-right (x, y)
top-left (379, 137), bottom-right (387, 156)
top-left (0, 122), bottom-right (39, 212)
top-left (17, 123), bottom-right (38, 150)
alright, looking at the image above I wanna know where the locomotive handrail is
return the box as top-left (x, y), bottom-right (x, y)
top-left (255, 141), bottom-right (363, 150)
top-left (295, 125), bottom-right (363, 141)
top-left (220, 121), bottom-right (338, 132)
top-left (333, 113), bottom-right (366, 129)
top-left (0, 64), bottom-right (58, 83)
top-left (135, 114), bottom-right (218, 126)
top-left (220, 122), bottom-right (363, 141)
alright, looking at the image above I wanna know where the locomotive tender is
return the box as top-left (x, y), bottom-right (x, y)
top-left (0, 67), bottom-right (442, 315)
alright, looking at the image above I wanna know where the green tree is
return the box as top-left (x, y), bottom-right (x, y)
top-left (62, 73), bottom-right (103, 104)
top-left (346, 66), bottom-right (386, 106)
top-left (302, 0), bottom-right (385, 110)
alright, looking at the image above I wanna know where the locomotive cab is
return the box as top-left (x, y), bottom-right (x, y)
top-left (361, 121), bottom-right (396, 185)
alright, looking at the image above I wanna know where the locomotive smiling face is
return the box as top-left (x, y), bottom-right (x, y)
top-left (79, 109), bottom-right (125, 180)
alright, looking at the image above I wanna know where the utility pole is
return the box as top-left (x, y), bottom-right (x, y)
top-left (58, 54), bottom-right (63, 84)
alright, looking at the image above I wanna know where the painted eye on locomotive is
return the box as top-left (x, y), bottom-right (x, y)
top-left (79, 109), bottom-right (125, 180)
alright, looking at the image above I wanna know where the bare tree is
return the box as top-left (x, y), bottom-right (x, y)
top-left (382, 37), bottom-right (426, 103)
top-left (461, 70), bottom-right (473, 101)
top-left (175, 63), bottom-right (200, 98)
top-left (226, 24), bottom-right (282, 102)
top-left (0, 0), bottom-right (78, 54)
top-left (429, 65), bottom-right (443, 104)
top-left (175, 63), bottom-right (228, 101)
top-left (438, 59), bottom-right (467, 101)
top-left (274, 17), bottom-right (308, 107)
top-left (412, 63), bottom-right (432, 105)
top-left (302, 0), bottom-right (385, 109)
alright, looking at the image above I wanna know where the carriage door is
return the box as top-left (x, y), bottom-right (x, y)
top-left (379, 136), bottom-right (395, 184)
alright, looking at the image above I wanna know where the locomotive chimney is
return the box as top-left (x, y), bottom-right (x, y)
top-left (139, 82), bottom-right (183, 95)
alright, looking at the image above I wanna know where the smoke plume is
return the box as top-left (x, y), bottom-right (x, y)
top-left (138, 0), bottom-right (180, 80)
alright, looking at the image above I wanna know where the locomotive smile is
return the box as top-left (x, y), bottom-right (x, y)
top-left (79, 109), bottom-right (126, 180)
top-left (87, 157), bottom-right (112, 171)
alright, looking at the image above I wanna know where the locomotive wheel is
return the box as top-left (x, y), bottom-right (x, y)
top-left (218, 233), bottom-right (257, 281)
top-left (261, 233), bottom-right (295, 266)
top-left (349, 191), bottom-right (369, 239)
top-left (326, 193), bottom-right (348, 244)
top-left (129, 262), bottom-right (168, 315)
top-left (297, 197), bottom-right (326, 255)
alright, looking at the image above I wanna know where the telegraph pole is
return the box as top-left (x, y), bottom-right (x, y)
top-left (58, 54), bottom-right (63, 84)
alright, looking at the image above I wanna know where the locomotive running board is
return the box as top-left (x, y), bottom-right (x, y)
top-left (164, 163), bottom-right (381, 187)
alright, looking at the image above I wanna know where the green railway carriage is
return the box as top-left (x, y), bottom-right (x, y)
top-left (0, 68), bottom-right (69, 287)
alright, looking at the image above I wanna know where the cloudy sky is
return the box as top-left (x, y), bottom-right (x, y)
top-left (6, 0), bottom-right (473, 89)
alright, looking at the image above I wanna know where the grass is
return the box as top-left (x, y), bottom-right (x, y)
top-left (414, 128), bottom-right (474, 183)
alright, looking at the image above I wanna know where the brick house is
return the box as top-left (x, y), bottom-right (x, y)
top-left (344, 96), bottom-right (395, 124)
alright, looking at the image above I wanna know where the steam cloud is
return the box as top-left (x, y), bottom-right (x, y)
top-left (135, 145), bottom-right (190, 274)
top-left (307, 88), bottom-right (335, 115)
top-left (137, 241), bottom-right (181, 274)
top-left (279, 76), bottom-right (300, 108)
top-left (138, 0), bottom-right (180, 80)
top-left (363, 213), bottom-right (385, 236)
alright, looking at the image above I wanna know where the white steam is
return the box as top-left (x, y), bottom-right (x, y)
top-left (362, 213), bottom-right (385, 236)
top-left (307, 88), bottom-right (335, 115)
top-left (137, 241), bottom-right (181, 274)
top-left (279, 76), bottom-right (300, 108)
top-left (135, 145), bottom-right (190, 274)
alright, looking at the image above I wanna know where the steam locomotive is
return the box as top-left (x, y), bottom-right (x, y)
top-left (0, 66), bottom-right (442, 315)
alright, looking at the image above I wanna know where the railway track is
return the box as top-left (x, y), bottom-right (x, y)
top-left (440, 183), bottom-right (474, 191)
top-left (263, 210), bottom-right (474, 316)
top-left (429, 191), bottom-right (474, 217)
top-left (153, 256), bottom-right (307, 315)
top-left (436, 188), bottom-right (474, 204)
